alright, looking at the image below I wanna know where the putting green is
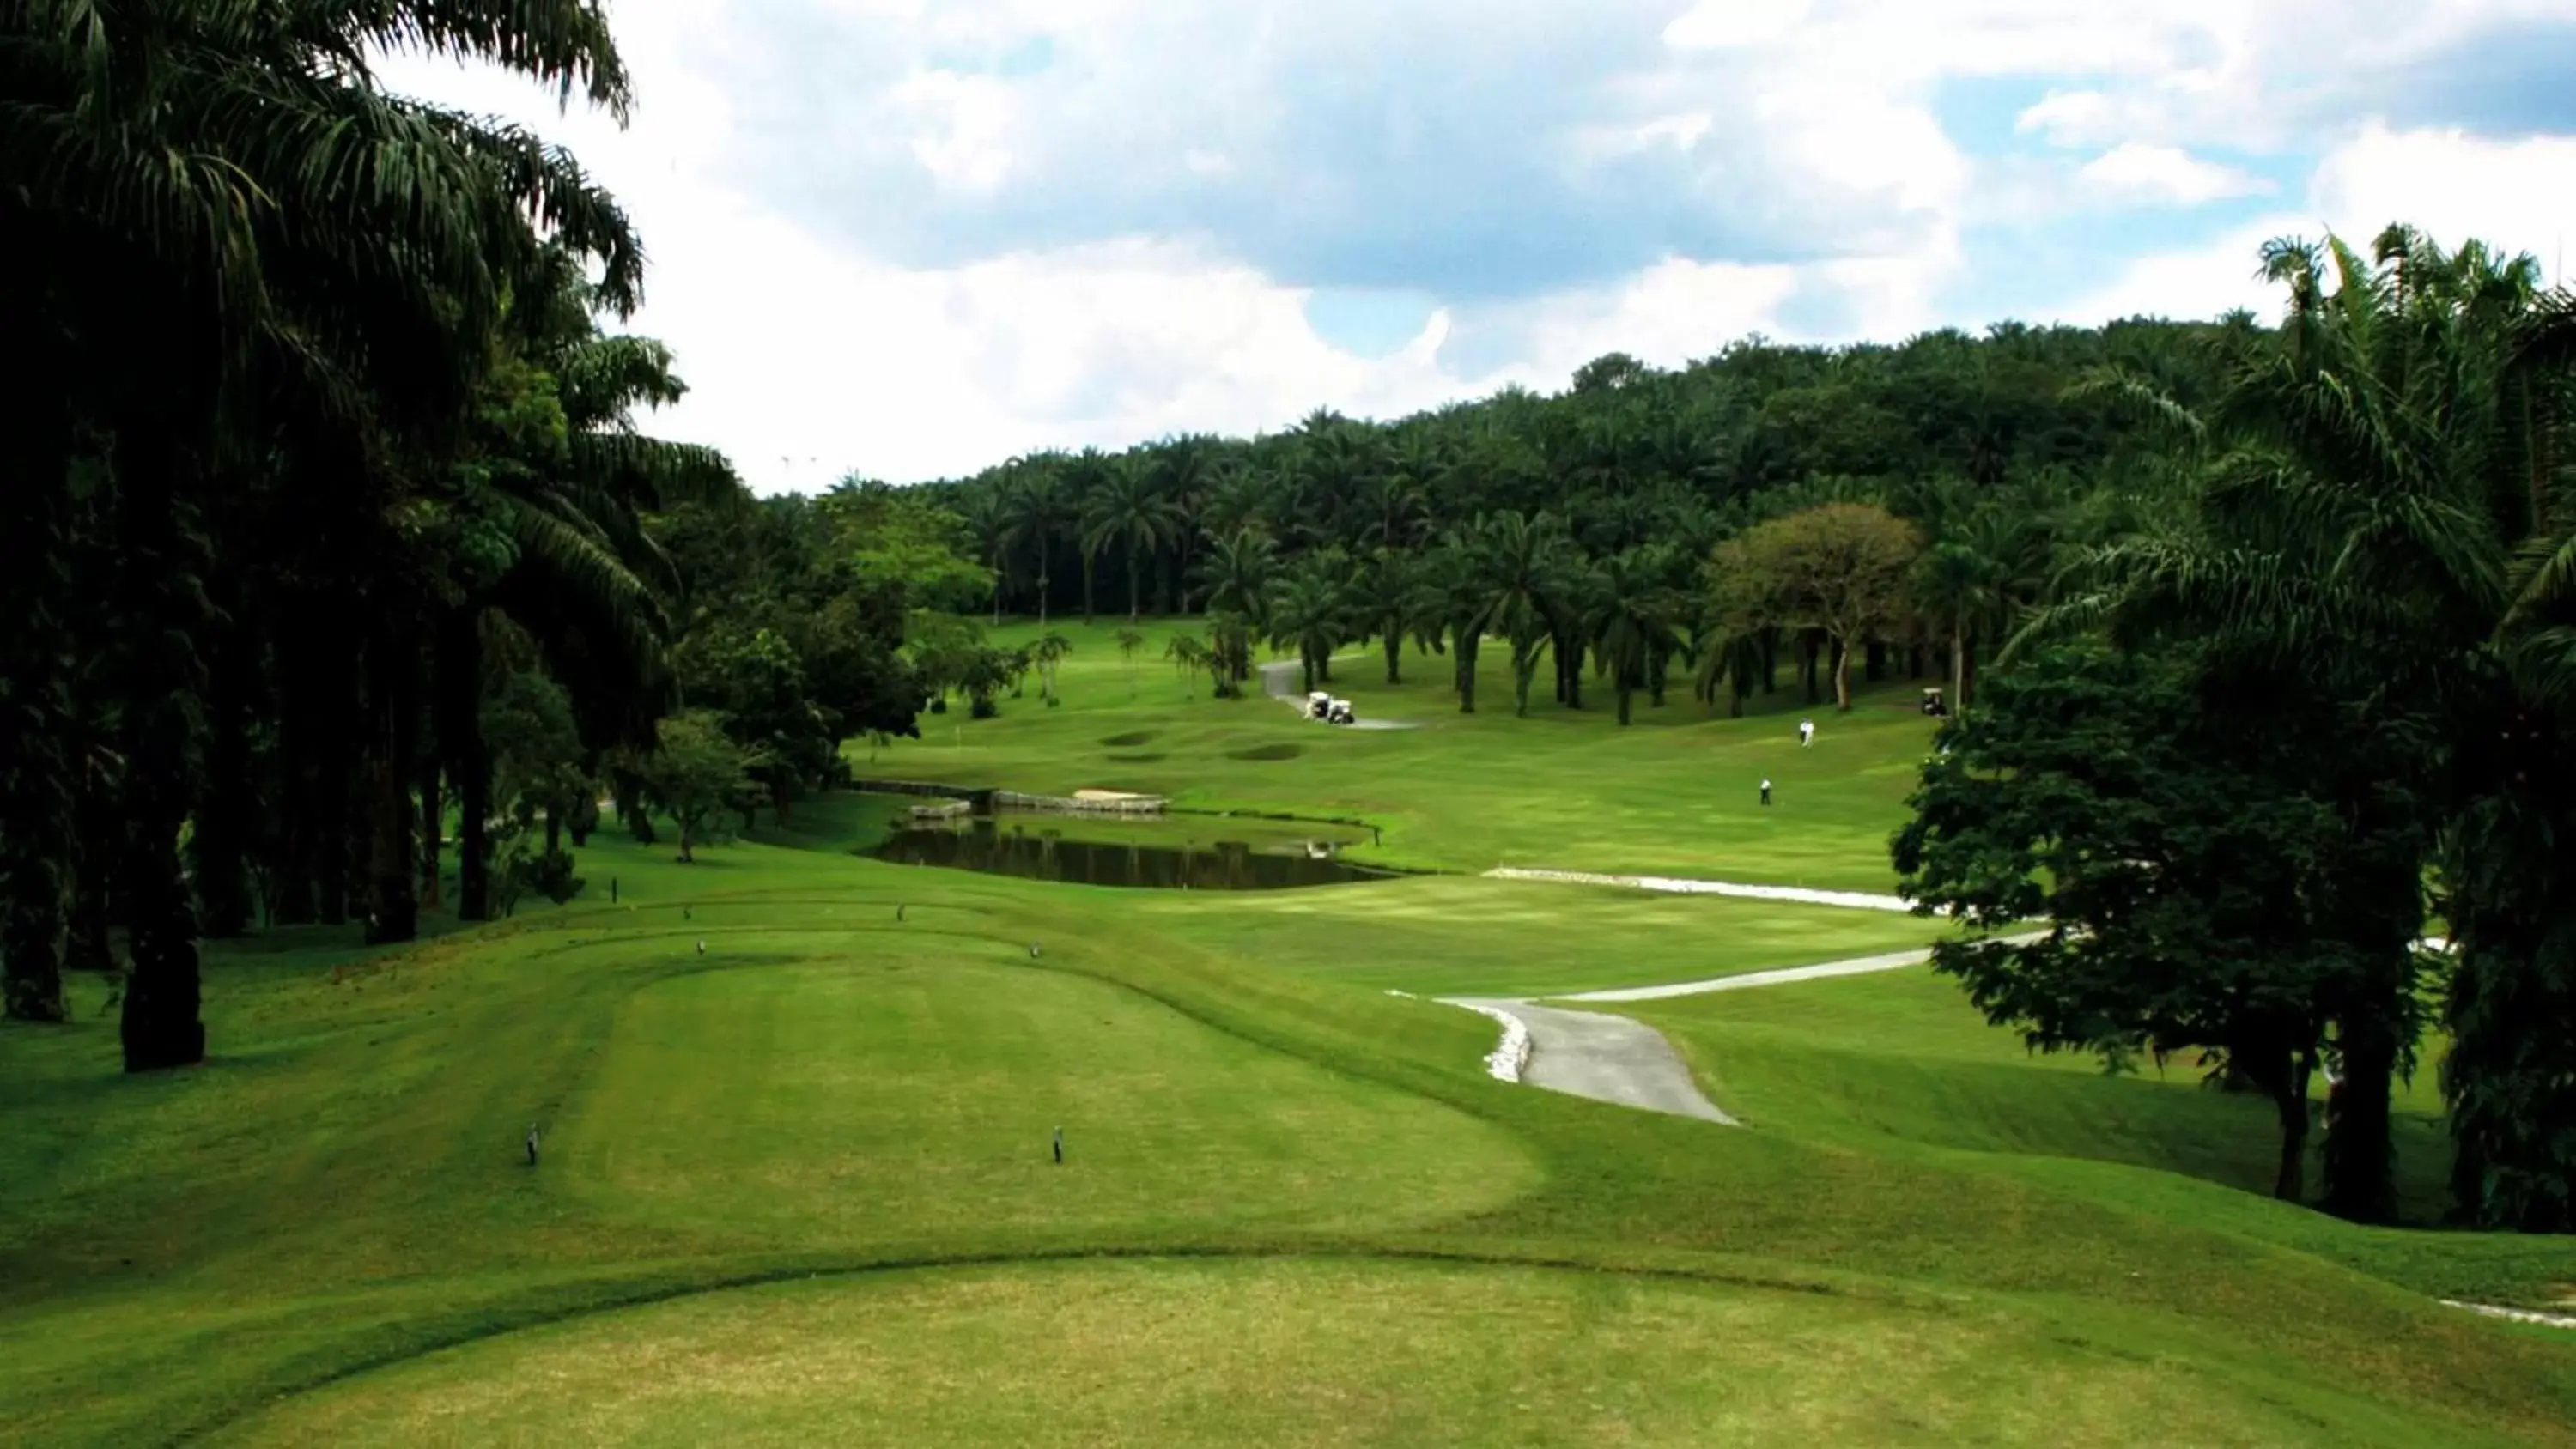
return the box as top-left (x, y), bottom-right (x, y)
top-left (561, 957), bottom-right (1540, 1240)
top-left (216, 1257), bottom-right (2476, 1448)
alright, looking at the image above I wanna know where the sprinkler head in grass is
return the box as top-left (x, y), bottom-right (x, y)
top-left (525, 1124), bottom-right (540, 1166)
top-left (1053, 1126), bottom-right (1064, 1164)
top-left (896, 904), bottom-right (905, 921)
top-left (1029, 942), bottom-right (1042, 959)
top-left (610, 877), bottom-right (617, 903)
top-left (696, 939), bottom-right (707, 955)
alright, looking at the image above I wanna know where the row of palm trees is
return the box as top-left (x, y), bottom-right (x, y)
top-left (0, 3), bottom-right (731, 1071)
top-left (930, 312), bottom-right (2241, 638)
top-left (1118, 471), bottom-right (2074, 729)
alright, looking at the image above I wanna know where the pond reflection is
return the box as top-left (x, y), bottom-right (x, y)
top-left (864, 819), bottom-right (1390, 890)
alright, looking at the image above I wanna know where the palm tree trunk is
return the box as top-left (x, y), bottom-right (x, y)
top-left (2322, 1015), bottom-right (2399, 1222)
top-left (436, 610), bottom-right (492, 921)
top-left (1616, 682), bottom-right (1634, 725)
top-left (191, 616), bottom-right (257, 939)
top-left (1950, 621), bottom-right (1967, 720)
top-left (1127, 549), bottom-right (1143, 622)
top-left (364, 626), bottom-right (421, 946)
top-left (2269, 1048), bottom-right (2314, 1203)
top-left (67, 765), bottom-right (121, 978)
top-left (1384, 628), bottom-right (1403, 684)
top-left (1832, 635), bottom-right (1854, 712)
top-left (1081, 553), bottom-right (1096, 623)
top-left (1455, 627), bottom-right (1480, 713)
top-left (0, 439), bottom-right (74, 1022)
top-left (115, 448), bottom-right (210, 1071)
top-left (419, 758), bottom-right (444, 911)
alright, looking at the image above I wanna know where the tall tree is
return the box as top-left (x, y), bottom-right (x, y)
top-left (1716, 504), bottom-right (1922, 712)
top-left (1084, 455), bottom-right (1181, 621)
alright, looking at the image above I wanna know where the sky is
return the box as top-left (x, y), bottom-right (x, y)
top-left (380, 0), bottom-right (2576, 494)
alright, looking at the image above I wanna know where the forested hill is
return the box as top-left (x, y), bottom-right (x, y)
top-left (903, 315), bottom-right (2245, 623)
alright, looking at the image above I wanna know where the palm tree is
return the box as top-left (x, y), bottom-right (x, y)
top-left (1084, 454), bottom-right (1181, 621)
top-left (1468, 512), bottom-right (1572, 716)
top-left (1164, 633), bottom-right (1213, 696)
top-left (957, 482), bottom-right (1013, 624)
top-left (1155, 437), bottom-right (1219, 612)
top-left (1197, 528), bottom-right (1278, 686)
top-left (2056, 226), bottom-right (2545, 1223)
top-left (0, 0), bottom-right (641, 1064)
top-left (1032, 632), bottom-right (1074, 705)
top-left (1115, 627), bottom-right (1147, 694)
top-left (1353, 550), bottom-right (1433, 684)
top-left (455, 258), bottom-right (739, 920)
top-left (1063, 448), bottom-right (1111, 622)
top-left (1001, 460), bottom-right (1072, 631)
top-left (1267, 555), bottom-right (1352, 694)
top-left (1586, 549), bottom-right (1685, 725)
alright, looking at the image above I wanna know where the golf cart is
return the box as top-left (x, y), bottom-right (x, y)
top-left (1307, 690), bottom-right (1333, 720)
top-left (1326, 698), bottom-right (1357, 725)
top-left (1921, 686), bottom-right (1949, 718)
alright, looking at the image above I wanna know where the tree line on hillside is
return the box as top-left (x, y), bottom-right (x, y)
top-left (906, 317), bottom-right (2222, 724)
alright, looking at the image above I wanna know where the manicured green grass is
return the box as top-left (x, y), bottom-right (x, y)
top-left (568, 958), bottom-right (1534, 1242)
top-left (881, 616), bottom-right (1937, 892)
top-left (1134, 876), bottom-right (1946, 997)
top-left (1630, 966), bottom-right (2573, 1304)
top-left (214, 1257), bottom-right (2487, 1449)
top-left (8, 676), bottom-right (2576, 1448)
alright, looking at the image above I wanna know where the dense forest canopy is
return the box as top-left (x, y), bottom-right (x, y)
top-left (5, 3), bottom-right (2576, 1237)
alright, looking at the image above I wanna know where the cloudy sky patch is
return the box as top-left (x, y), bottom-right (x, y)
top-left (380, 0), bottom-right (2576, 491)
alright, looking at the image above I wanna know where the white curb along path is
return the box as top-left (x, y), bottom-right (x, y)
top-left (1484, 866), bottom-right (1918, 912)
top-left (2441, 1300), bottom-right (2576, 1331)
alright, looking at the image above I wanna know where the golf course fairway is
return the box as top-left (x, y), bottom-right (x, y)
top-left (5, 630), bottom-right (2573, 1448)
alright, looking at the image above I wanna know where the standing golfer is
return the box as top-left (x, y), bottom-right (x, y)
top-left (1798, 717), bottom-right (1815, 748)
top-left (1759, 778), bottom-right (1773, 807)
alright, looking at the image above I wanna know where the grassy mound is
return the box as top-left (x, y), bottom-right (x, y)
top-left (572, 959), bottom-right (1534, 1240)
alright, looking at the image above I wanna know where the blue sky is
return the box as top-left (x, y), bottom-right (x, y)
top-left (383, 0), bottom-right (2576, 491)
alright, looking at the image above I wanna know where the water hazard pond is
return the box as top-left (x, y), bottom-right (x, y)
top-left (865, 815), bottom-right (1390, 890)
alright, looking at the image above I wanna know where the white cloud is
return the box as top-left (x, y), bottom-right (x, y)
top-left (2075, 143), bottom-right (2271, 205)
top-left (890, 70), bottom-right (1019, 194)
top-left (2310, 123), bottom-right (2576, 270)
top-left (2052, 123), bottom-right (2576, 324)
top-left (1662, 0), bottom-right (1813, 51)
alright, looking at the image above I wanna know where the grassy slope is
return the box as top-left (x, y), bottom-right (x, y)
top-left (874, 617), bottom-right (1934, 892)
top-left (5, 645), bottom-right (2575, 1446)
